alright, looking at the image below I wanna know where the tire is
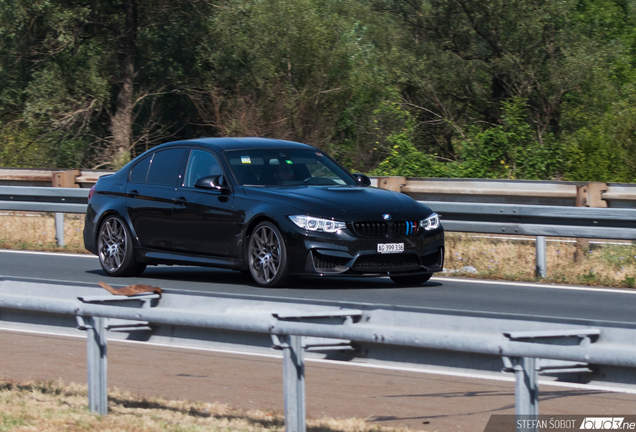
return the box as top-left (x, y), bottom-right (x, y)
top-left (97, 215), bottom-right (146, 277)
top-left (390, 273), bottom-right (432, 286)
top-left (248, 221), bottom-right (289, 287)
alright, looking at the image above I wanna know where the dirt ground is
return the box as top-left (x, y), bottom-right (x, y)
top-left (2, 330), bottom-right (636, 432)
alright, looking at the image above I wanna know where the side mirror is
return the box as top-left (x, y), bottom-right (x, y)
top-left (352, 173), bottom-right (371, 187)
top-left (195, 175), bottom-right (230, 193)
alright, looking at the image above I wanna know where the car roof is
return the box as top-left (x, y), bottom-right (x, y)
top-left (153, 137), bottom-right (317, 152)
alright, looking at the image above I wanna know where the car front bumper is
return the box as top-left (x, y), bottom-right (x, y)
top-left (283, 222), bottom-right (445, 277)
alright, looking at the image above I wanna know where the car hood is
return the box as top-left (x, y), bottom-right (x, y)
top-left (243, 185), bottom-right (432, 220)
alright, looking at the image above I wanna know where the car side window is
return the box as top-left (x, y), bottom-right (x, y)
top-left (146, 149), bottom-right (187, 186)
top-left (129, 154), bottom-right (152, 184)
top-left (184, 149), bottom-right (223, 188)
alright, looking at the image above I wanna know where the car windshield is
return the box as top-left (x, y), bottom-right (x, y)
top-left (226, 148), bottom-right (356, 187)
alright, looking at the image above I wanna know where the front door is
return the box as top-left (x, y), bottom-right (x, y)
top-left (172, 149), bottom-right (242, 257)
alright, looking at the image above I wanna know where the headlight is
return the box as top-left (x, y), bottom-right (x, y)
top-left (419, 212), bottom-right (440, 231)
top-left (289, 215), bottom-right (346, 233)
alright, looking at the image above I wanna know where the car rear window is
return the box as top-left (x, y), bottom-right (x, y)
top-left (129, 155), bottom-right (152, 184)
top-left (129, 148), bottom-right (186, 186)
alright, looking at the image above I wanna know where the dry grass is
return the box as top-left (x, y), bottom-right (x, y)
top-left (444, 232), bottom-right (636, 288)
top-left (0, 212), bottom-right (87, 254)
top-left (0, 380), bottom-right (414, 432)
top-left (1, 213), bottom-right (635, 288)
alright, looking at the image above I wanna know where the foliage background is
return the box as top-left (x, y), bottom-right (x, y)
top-left (1, 0), bottom-right (636, 182)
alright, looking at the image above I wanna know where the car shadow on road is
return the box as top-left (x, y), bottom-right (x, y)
top-left (285, 276), bottom-right (443, 291)
top-left (85, 266), bottom-right (443, 291)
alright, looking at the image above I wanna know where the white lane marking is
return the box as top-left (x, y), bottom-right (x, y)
top-left (0, 249), bottom-right (96, 259)
top-left (433, 276), bottom-right (636, 295)
top-left (1, 326), bottom-right (635, 395)
top-left (2, 249), bottom-right (633, 295)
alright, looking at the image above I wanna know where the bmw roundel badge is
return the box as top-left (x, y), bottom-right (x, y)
top-left (382, 214), bottom-right (391, 220)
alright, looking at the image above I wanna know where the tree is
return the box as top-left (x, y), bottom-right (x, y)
top-left (188, 0), bottom-right (404, 171)
top-left (0, 0), bottom-right (216, 169)
top-left (370, 0), bottom-right (632, 180)
top-left (2, 0), bottom-right (636, 180)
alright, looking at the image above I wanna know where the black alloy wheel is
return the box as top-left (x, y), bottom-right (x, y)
top-left (97, 215), bottom-right (146, 277)
top-left (389, 273), bottom-right (432, 285)
top-left (248, 221), bottom-right (289, 287)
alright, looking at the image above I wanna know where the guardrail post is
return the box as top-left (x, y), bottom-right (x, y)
top-left (535, 236), bottom-right (546, 278)
top-left (77, 293), bottom-right (160, 415)
top-left (54, 213), bottom-right (65, 247)
top-left (86, 316), bottom-right (108, 415)
top-left (281, 335), bottom-right (306, 432)
top-left (509, 356), bottom-right (539, 432)
top-left (575, 183), bottom-right (608, 262)
top-left (52, 170), bottom-right (79, 247)
top-left (377, 176), bottom-right (406, 192)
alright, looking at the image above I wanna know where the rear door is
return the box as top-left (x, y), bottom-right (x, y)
top-left (126, 148), bottom-right (187, 250)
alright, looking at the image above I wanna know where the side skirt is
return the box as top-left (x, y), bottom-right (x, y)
top-left (135, 248), bottom-right (246, 270)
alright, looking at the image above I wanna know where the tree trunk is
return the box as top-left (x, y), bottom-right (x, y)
top-left (110, 0), bottom-right (137, 168)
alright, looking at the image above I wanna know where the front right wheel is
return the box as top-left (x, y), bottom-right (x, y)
top-left (248, 221), bottom-right (289, 287)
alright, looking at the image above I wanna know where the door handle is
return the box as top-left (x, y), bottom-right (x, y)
top-left (174, 196), bottom-right (188, 205)
top-left (129, 190), bottom-right (139, 198)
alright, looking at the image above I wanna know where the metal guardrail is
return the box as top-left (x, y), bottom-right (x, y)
top-left (3, 168), bottom-right (636, 207)
top-left (1, 184), bottom-right (635, 276)
top-left (0, 186), bottom-right (89, 213)
top-left (428, 201), bottom-right (636, 240)
top-left (0, 187), bottom-right (90, 246)
top-left (3, 186), bottom-right (636, 230)
top-left (2, 278), bottom-right (636, 432)
top-left (377, 176), bottom-right (636, 208)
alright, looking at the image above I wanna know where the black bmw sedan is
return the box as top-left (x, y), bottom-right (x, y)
top-left (84, 137), bottom-right (444, 287)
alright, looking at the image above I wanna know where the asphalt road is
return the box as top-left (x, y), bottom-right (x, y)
top-left (1, 249), bottom-right (636, 326)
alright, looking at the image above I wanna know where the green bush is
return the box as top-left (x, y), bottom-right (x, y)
top-left (372, 98), bottom-right (565, 180)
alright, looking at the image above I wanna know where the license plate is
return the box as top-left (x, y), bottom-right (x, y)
top-left (377, 243), bottom-right (404, 254)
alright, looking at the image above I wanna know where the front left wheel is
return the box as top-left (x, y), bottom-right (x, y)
top-left (248, 221), bottom-right (289, 287)
top-left (97, 215), bottom-right (146, 277)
